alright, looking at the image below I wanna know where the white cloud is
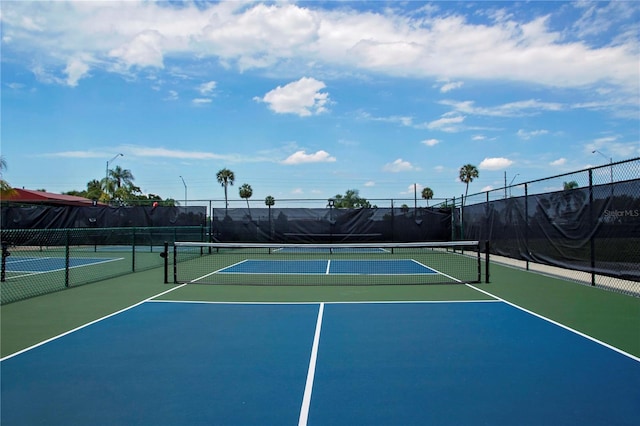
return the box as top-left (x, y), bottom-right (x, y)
top-left (441, 99), bottom-right (563, 118)
top-left (439, 81), bottom-right (463, 93)
top-left (356, 111), bottom-right (415, 127)
top-left (383, 159), bottom-right (418, 173)
top-left (192, 98), bottom-right (212, 105)
top-left (587, 136), bottom-right (640, 159)
top-left (198, 81), bottom-right (217, 95)
top-left (108, 29), bottom-right (165, 69)
top-left (427, 114), bottom-right (465, 132)
top-left (421, 138), bottom-right (440, 147)
top-left (122, 146), bottom-right (226, 160)
top-left (364, 181), bottom-right (375, 187)
top-left (517, 129), bottom-right (549, 140)
top-left (281, 150), bottom-right (336, 165)
top-left (2, 1), bottom-right (636, 96)
top-left (165, 90), bottom-right (178, 101)
top-left (43, 150), bottom-right (109, 159)
top-left (550, 158), bottom-right (566, 166)
top-left (43, 146), bottom-right (230, 161)
top-left (479, 157), bottom-right (514, 170)
top-left (406, 183), bottom-right (424, 194)
top-left (64, 57), bottom-right (91, 87)
top-left (255, 77), bottom-right (329, 117)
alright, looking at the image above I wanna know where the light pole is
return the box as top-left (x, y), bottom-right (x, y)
top-left (509, 173), bottom-right (519, 197)
top-left (592, 150), bottom-right (613, 184)
top-left (179, 175), bottom-right (187, 207)
top-left (105, 153), bottom-right (124, 194)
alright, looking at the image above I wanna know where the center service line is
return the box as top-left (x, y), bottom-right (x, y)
top-left (298, 302), bottom-right (325, 426)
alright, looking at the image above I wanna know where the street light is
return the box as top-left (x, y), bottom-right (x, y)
top-left (504, 172), bottom-right (520, 198)
top-left (105, 153), bottom-right (124, 187)
top-left (592, 150), bottom-right (613, 184)
top-left (179, 175), bottom-right (187, 207)
top-left (509, 173), bottom-right (520, 197)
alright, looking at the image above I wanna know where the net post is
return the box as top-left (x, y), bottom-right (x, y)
top-left (161, 241), bottom-right (169, 284)
top-left (173, 243), bottom-right (178, 284)
top-left (1, 241), bottom-right (9, 282)
top-left (476, 242), bottom-right (481, 283)
top-left (132, 227), bottom-right (137, 272)
top-left (485, 240), bottom-right (491, 283)
top-left (65, 230), bottom-right (70, 287)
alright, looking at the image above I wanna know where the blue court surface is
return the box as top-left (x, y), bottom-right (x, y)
top-left (5, 256), bottom-right (122, 273)
top-left (274, 247), bottom-right (388, 254)
top-left (219, 259), bottom-right (437, 275)
top-left (1, 301), bottom-right (638, 426)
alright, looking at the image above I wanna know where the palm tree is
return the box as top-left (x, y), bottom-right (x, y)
top-left (265, 195), bottom-right (275, 240)
top-left (104, 165), bottom-right (136, 203)
top-left (216, 168), bottom-right (235, 213)
top-left (421, 187), bottom-right (434, 206)
top-left (110, 166), bottom-right (135, 189)
top-left (563, 181), bottom-right (579, 190)
top-left (459, 164), bottom-right (479, 206)
top-left (239, 183), bottom-right (253, 217)
top-left (86, 179), bottom-right (103, 201)
top-left (0, 156), bottom-right (15, 198)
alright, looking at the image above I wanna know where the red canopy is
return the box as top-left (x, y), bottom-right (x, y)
top-left (2, 188), bottom-right (102, 207)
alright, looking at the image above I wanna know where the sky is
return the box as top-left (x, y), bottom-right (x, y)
top-left (1, 0), bottom-right (639, 207)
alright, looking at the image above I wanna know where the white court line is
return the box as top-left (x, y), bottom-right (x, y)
top-left (190, 259), bottom-right (250, 281)
top-left (149, 299), bottom-right (501, 305)
top-left (298, 302), bottom-right (324, 426)
top-left (466, 283), bottom-right (640, 362)
top-left (409, 258), bottom-right (466, 282)
top-left (4, 257), bottom-right (125, 280)
top-left (325, 260), bottom-right (331, 275)
top-left (6, 256), bottom-right (55, 264)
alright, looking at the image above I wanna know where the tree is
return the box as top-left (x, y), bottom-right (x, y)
top-left (459, 164), bottom-right (479, 205)
top-left (239, 183), bottom-right (253, 217)
top-left (102, 165), bottom-right (139, 203)
top-left (421, 187), bottom-right (434, 206)
top-left (265, 195), bottom-right (275, 239)
top-left (86, 179), bottom-right (103, 201)
top-left (0, 156), bottom-right (15, 198)
top-left (563, 181), bottom-right (579, 190)
top-left (332, 189), bottom-right (371, 208)
top-left (110, 165), bottom-right (135, 190)
top-left (216, 168), bottom-right (235, 213)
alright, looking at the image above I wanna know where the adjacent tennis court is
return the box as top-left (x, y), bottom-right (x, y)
top-left (2, 298), bottom-right (638, 426)
top-left (4, 255), bottom-right (122, 274)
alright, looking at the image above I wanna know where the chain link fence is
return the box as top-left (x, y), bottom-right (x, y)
top-left (461, 157), bottom-right (640, 297)
top-left (0, 226), bottom-right (205, 304)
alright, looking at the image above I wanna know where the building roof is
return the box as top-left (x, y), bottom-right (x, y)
top-left (2, 188), bottom-right (102, 207)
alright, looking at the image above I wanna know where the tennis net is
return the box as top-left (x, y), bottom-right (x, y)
top-left (169, 241), bottom-right (489, 285)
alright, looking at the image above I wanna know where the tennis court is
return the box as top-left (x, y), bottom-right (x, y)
top-left (217, 259), bottom-right (438, 275)
top-left (2, 296), bottom-right (638, 426)
top-left (1, 241), bottom-right (639, 425)
top-left (4, 255), bottom-right (122, 275)
top-left (171, 241), bottom-right (484, 286)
